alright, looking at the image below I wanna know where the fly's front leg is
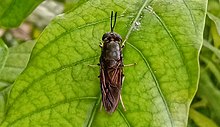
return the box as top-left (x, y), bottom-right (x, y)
top-left (121, 39), bottom-right (128, 48)
top-left (121, 42), bottom-right (125, 48)
top-left (99, 41), bottom-right (103, 48)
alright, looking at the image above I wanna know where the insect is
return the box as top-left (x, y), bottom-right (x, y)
top-left (99, 11), bottom-right (126, 113)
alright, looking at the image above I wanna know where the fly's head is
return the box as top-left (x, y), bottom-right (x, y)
top-left (102, 11), bottom-right (122, 44)
top-left (102, 32), bottom-right (122, 43)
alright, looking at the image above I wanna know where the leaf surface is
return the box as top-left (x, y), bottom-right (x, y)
top-left (0, 41), bottom-right (35, 123)
top-left (0, 39), bottom-right (8, 73)
top-left (0, 39), bottom-right (8, 123)
top-left (1, 0), bottom-right (207, 126)
top-left (0, 0), bottom-right (43, 28)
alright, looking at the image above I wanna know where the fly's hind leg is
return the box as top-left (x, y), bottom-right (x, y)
top-left (120, 94), bottom-right (126, 111)
top-left (119, 63), bottom-right (136, 111)
top-left (120, 76), bottom-right (126, 111)
top-left (100, 103), bottom-right (103, 111)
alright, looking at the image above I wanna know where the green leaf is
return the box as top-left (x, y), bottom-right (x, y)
top-left (0, 39), bottom-right (8, 124)
top-left (0, 41), bottom-right (35, 123)
top-left (1, 0), bottom-right (207, 126)
top-left (0, 41), bottom-right (35, 86)
top-left (64, 0), bottom-right (89, 12)
top-left (0, 39), bottom-right (8, 73)
top-left (0, 0), bottom-right (44, 28)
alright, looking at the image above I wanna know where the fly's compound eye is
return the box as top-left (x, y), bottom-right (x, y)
top-left (102, 33), bottom-right (109, 41)
top-left (114, 34), bottom-right (122, 42)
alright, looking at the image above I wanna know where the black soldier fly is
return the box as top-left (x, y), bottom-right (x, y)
top-left (99, 11), bottom-right (126, 113)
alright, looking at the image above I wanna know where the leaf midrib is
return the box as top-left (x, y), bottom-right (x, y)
top-left (148, 2), bottom-right (193, 106)
top-left (124, 0), bottom-right (173, 126)
top-left (127, 42), bottom-right (173, 126)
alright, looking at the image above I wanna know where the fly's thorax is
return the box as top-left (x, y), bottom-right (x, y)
top-left (105, 42), bottom-right (121, 60)
top-left (101, 32), bottom-right (122, 67)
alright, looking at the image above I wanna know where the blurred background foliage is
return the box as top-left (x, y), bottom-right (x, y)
top-left (0, 0), bottom-right (64, 47)
top-left (188, 0), bottom-right (220, 126)
top-left (0, 0), bottom-right (220, 126)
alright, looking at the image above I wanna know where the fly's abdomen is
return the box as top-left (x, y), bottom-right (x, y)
top-left (102, 83), bottom-right (120, 112)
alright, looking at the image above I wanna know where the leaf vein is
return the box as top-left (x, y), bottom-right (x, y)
top-left (182, 0), bottom-right (197, 34)
top-left (123, 0), bottom-right (174, 126)
top-left (85, 95), bottom-right (101, 127)
top-left (123, 0), bottom-right (149, 44)
top-left (118, 109), bottom-right (131, 127)
top-left (32, 19), bottom-right (108, 59)
top-left (8, 96), bottom-right (98, 126)
top-left (54, 109), bottom-right (73, 126)
top-left (150, 9), bottom-right (192, 95)
top-left (0, 80), bottom-right (13, 85)
top-left (8, 56), bottom-right (99, 110)
top-left (3, 65), bottom-right (26, 69)
top-left (127, 42), bottom-right (174, 126)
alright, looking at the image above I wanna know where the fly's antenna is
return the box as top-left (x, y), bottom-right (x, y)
top-left (110, 11), bottom-right (117, 32)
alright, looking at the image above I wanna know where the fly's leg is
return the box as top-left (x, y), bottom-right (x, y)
top-left (88, 63), bottom-right (100, 67)
top-left (88, 40), bottom-right (102, 67)
top-left (121, 40), bottom-right (126, 48)
top-left (123, 63), bottom-right (137, 67)
top-left (119, 62), bottom-right (137, 111)
top-left (89, 41), bottom-right (102, 66)
top-left (88, 64), bottom-right (100, 78)
top-left (100, 103), bottom-right (103, 111)
top-left (120, 76), bottom-right (126, 111)
top-left (99, 41), bottom-right (103, 48)
top-left (120, 94), bottom-right (126, 111)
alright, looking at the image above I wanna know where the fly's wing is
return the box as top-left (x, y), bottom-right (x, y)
top-left (100, 61), bottom-right (123, 113)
